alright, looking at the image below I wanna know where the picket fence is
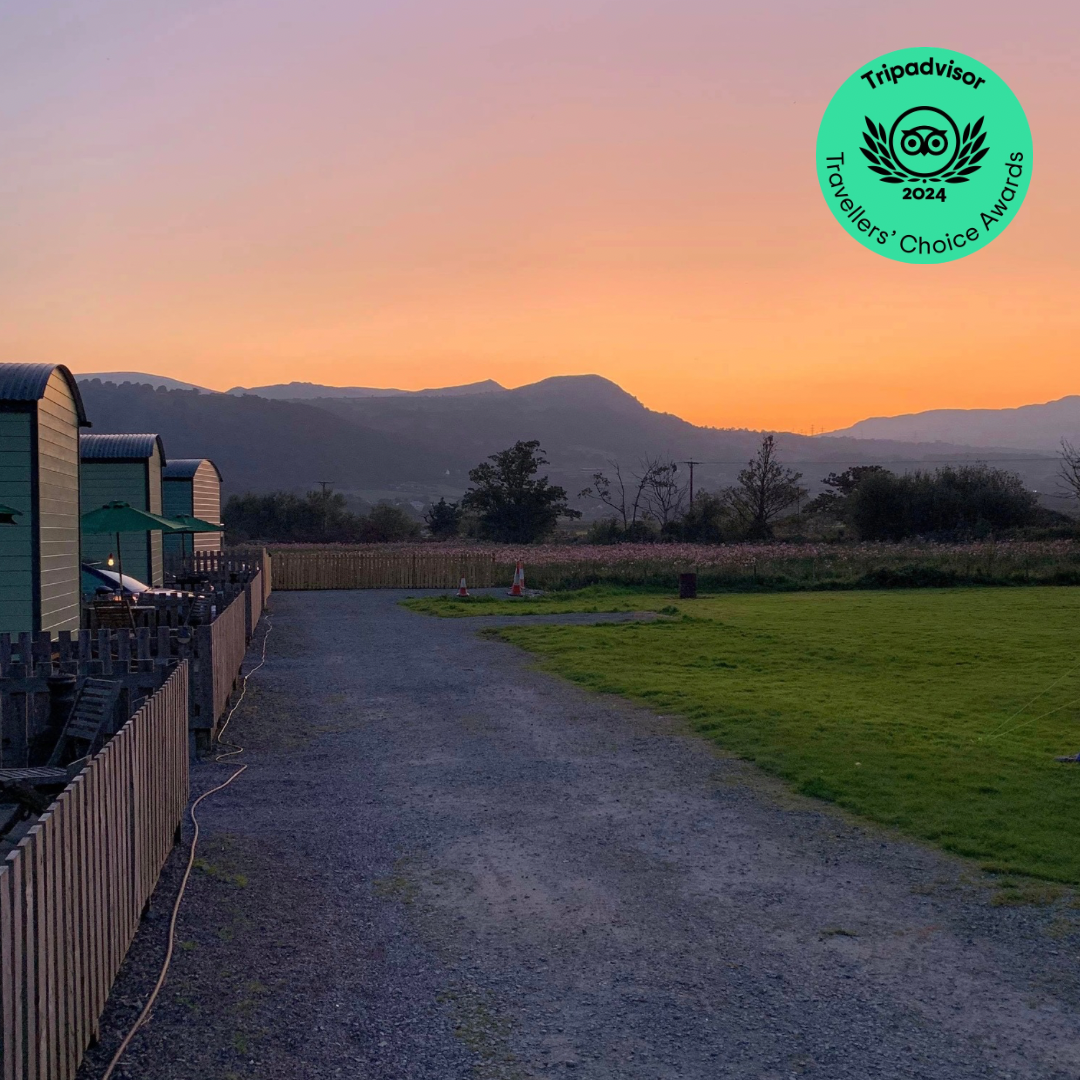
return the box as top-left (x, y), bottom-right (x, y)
top-left (270, 549), bottom-right (502, 590)
top-left (0, 664), bottom-right (189, 1080)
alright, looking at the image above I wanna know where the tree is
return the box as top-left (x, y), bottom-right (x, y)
top-left (223, 488), bottom-right (422, 543)
top-left (224, 488), bottom-right (363, 542)
top-left (360, 502), bottom-right (420, 542)
top-left (579, 459), bottom-right (651, 537)
top-left (579, 456), bottom-right (684, 539)
top-left (803, 466), bottom-right (888, 516)
top-left (847, 464), bottom-right (1040, 540)
top-left (672, 491), bottom-right (730, 543)
top-left (424, 497), bottom-right (464, 539)
top-left (463, 440), bottom-right (581, 543)
top-left (723, 435), bottom-right (805, 539)
top-left (642, 459), bottom-right (686, 529)
top-left (1060, 440), bottom-right (1080, 505)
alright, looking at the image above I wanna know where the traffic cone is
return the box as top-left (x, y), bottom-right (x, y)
top-left (457, 576), bottom-right (469, 597)
top-left (507, 561), bottom-right (524, 596)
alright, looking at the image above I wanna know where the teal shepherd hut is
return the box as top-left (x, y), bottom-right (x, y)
top-left (0, 363), bottom-right (91, 636)
top-left (162, 458), bottom-right (223, 556)
top-left (80, 433), bottom-right (168, 587)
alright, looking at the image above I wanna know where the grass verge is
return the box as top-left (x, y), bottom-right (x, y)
top-left (401, 585), bottom-right (675, 618)
top-left (485, 587), bottom-right (1080, 883)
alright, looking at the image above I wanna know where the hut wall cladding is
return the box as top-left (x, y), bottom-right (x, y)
top-left (35, 373), bottom-right (82, 636)
top-left (162, 461), bottom-right (222, 556)
top-left (79, 450), bottom-right (164, 588)
top-left (189, 463), bottom-right (222, 553)
top-left (0, 412), bottom-right (34, 636)
top-left (0, 663), bottom-right (190, 1080)
top-left (270, 549), bottom-right (501, 589)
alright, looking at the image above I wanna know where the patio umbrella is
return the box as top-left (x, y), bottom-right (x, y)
top-left (80, 501), bottom-right (187, 593)
top-left (0, 503), bottom-right (21, 526)
top-left (168, 513), bottom-right (225, 562)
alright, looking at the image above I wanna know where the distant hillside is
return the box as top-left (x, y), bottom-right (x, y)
top-left (227, 378), bottom-right (505, 400)
top-left (77, 379), bottom-right (443, 498)
top-left (76, 371), bottom-right (213, 393)
top-left (301, 374), bottom-right (1053, 493)
top-left (75, 374), bottom-right (1056, 509)
top-left (827, 395), bottom-right (1080, 452)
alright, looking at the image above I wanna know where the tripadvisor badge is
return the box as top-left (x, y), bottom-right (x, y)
top-left (816, 47), bottom-right (1032, 263)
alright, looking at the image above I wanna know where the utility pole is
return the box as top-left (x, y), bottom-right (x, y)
top-left (317, 481), bottom-right (335, 537)
top-left (682, 460), bottom-right (702, 505)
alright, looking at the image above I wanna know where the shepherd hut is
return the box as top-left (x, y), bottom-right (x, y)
top-left (162, 458), bottom-right (223, 555)
top-left (80, 433), bottom-right (167, 586)
top-left (0, 363), bottom-right (90, 635)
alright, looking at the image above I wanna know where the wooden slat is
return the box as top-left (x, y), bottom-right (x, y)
top-left (0, 664), bottom-right (190, 1080)
top-left (268, 548), bottom-right (502, 590)
top-left (1, 863), bottom-right (14, 1080)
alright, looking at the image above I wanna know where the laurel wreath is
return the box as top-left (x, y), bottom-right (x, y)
top-left (860, 116), bottom-right (988, 183)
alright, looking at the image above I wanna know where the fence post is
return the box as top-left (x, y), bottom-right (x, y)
top-left (192, 623), bottom-right (214, 751)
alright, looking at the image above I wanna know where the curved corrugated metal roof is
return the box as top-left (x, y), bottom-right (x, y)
top-left (80, 433), bottom-right (166, 463)
top-left (162, 457), bottom-right (223, 482)
top-left (0, 363), bottom-right (90, 425)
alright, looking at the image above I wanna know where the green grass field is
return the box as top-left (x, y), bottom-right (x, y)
top-left (401, 585), bottom-right (670, 618)
top-left (430, 587), bottom-right (1080, 883)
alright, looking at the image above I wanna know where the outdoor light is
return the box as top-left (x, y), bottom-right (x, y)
top-left (107, 553), bottom-right (115, 567)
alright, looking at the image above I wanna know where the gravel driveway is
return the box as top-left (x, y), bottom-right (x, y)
top-left (80, 590), bottom-right (1080, 1080)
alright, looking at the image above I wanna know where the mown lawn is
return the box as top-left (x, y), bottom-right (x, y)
top-left (481, 588), bottom-right (1080, 882)
top-left (401, 585), bottom-right (679, 618)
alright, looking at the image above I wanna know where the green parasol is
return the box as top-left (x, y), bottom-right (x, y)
top-left (168, 513), bottom-right (225, 561)
top-left (80, 502), bottom-right (187, 597)
top-left (0, 504), bottom-right (22, 526)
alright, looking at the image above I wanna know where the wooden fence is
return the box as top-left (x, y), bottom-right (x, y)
top-left (169, 550), bottom-right (266, 581)
top-left (244, 563), bottom-right (267, 641)
top-left (197, 590), bottom-right (248, 726)
top-left (0, 663), bottom-right (189, 1080)
top-left (0, 630), bottom-right (190, 769)
top-left (3, 565), bottom-right (268, 755)
top-left (261, 549), bottom-right (272, 605)
top-left (270, 549), bottom-right (502, 590)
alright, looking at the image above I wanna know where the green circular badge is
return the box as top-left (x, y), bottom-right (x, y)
top-left (816, 47), bottom-right (1032, 263)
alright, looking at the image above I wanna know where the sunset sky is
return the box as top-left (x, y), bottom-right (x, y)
top-left (0, 0), bottom-right (1076, 432)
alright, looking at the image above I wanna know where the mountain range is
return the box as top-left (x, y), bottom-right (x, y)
top-left (225, 379), bottom-right (506, 400)
top-left (825, 397), bottom-right (1080, 452)
top-left (73, 372), bottom-right (1070, 510)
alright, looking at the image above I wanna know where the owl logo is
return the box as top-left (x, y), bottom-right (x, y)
top-left (861, 107), bottom-right (988, 183)
top-left (899, 125), bottom-right (949, 157)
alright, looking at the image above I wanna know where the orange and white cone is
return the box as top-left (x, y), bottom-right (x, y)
top-left (457, 576), bottom-right (469, 597)
top-left (507, 561), bottom-right (524, 596)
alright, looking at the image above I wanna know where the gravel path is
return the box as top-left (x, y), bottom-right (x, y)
top-left (80, 590), bottom-right (1080, 1080)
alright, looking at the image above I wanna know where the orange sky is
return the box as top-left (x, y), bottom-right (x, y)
top-left (0, 0), bottom-right (1076, 432)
